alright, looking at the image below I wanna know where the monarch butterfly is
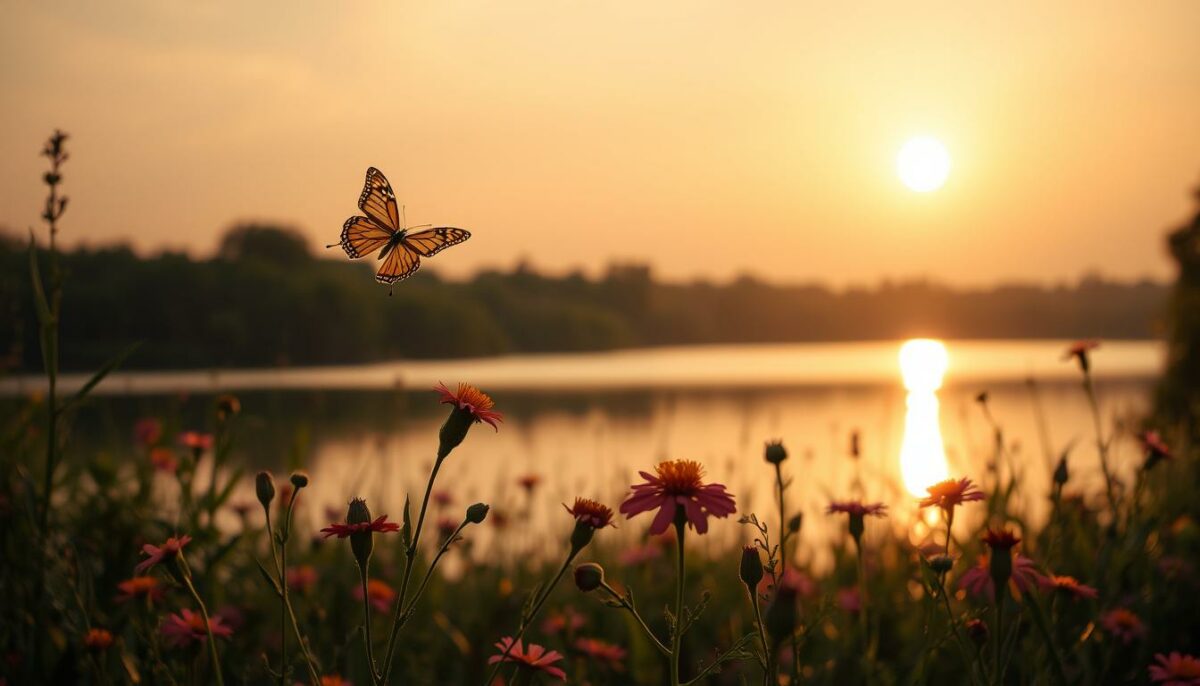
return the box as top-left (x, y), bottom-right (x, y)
top-left (327, 167), bottom-right (471, 290)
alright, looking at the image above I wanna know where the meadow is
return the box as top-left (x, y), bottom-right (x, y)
top-left (3, 131), bottom-right (1200, 686)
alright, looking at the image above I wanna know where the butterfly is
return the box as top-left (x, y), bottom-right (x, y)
top-left (328, 167), bottom-right (471, 289)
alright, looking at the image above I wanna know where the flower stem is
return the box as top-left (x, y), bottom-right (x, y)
top-left (401, 522), bottom-right (467, 621)
top-left (380, 454), bottom-right (445, 684)
top-left (1025, 593), bottom-right (1069, 686)
top-left (773, 463), bottom-right (787, 574)
top-left (359, 566), bottom-right (380, 685)
top-left (481, 549), bottom-right (577, 686)
top-left (180, 572), bottom-right (224, 686)
top-left (671, 517), bottom-right (687, 686)
top-left (1083, 373), bottom-right (1119, 521)
top-left (748, 586), bottom-right (771, 685)
top-left (601, 581), bottom-right (669, 655)
top-left (992, 591), bottom-right (1004, 685)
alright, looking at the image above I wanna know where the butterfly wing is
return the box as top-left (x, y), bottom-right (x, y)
top-left (376, 244), bottom-right (421, 284)
top-left (402, 227), bottom-right (472, 257)
top-left (359, 167), bottom-right (401, 231)
top-left (337, 216), bottom-right (393, 259)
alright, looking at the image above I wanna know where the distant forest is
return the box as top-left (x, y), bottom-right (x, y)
top-left (0, 225), bottom-right (1168, 371)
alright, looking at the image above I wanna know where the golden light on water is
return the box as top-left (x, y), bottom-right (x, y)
top-left (898, 339), bottom-right (951, 496)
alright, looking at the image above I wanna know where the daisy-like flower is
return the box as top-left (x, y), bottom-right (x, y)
top-left (319, 514), bottom-right (401, 539)
top-left (541, 607), bottom-right (585, 635)
top-left (827, 501), bottom-right (888, 517)
top-left (959, 555), bottom-right (1045, 600)
top-left (1063, 339), bottom-right (1100, 373)
top-left (574, 637), bottom-right (627, 671)
top-left (287, 565), bottom-right (318, 594)
top-left (149, 447), bottom-right (177, 473)
top-left (353, 578), bottom-right (396, 613)
top-left (619, 459), bottom-right (737, 535)
top-left (982, 528), bottom-right (1021, 551)
top-left (1039, 575), bottom-right (1099, 600)
top-left (133, 418), bottom-right (162, 447)
top-left (435, 382), bottom-right (502, 459)
top-left (177, 431), bottom-right (214, 455)
top-left (83, 628), bottom-right (113, 652)
top-left (161, 609), bottom-right (233, 647)
top-left (322, 498), bottom-right (399, 568)
top-left (1149, 652), bottom-right (1200, 685)
top-left (117, 576), bottom-right (165, 604)
top-left (918, 478), bottom-right (985, 513)
top-left (488, 637), bottom-right (566, 681)
top-left (1141, 430), bottom-right (1173, 470)
top-left (135, 535), bottom-right (192, 575)
top-left (1101, 608), bottom-right (1146, 645)
top-left (564, 497), bottom-right (615, 530)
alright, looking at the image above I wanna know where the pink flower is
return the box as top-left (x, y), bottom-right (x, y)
top-left (434, 382), bottom-right (503, 430)
top-left (287, 565), bottom-right (318, 594)
top-left (563, 497), bottom-right (615, 529)
top-left (432, 490), bottom-right (454, 508)
top-left (1141, 430), bottom-right (1173, 469)
top-left (541, 607), bottom-right (585, 634)
top-left (959, 555), bottom-right (1044, 599)
top-left (1101, 608), bottom-right (1145, 645)
top-left (619, 459), bottom-right (736, 535)
top-left (837, 587), bottom-right (861, 614)
top-left (488, 637), bottom-right (566, 681)
top-left (1039, 575), bottom-right (1098, 600)
top-left (826, 501), bottom-right (888, 518)
top-left (177, 431), bottom-right (214, 453)
top-left (161, 609), bottom-right (233, 647)
top-left (574, 637), bottom-right (626, 671)
top-left (618, 542), bottom-right (663, 567)
top-left (758, 568), bottom-right (816, 599)
top-left (918, 478), bottom-right (985, 512)
top-left (1149, 652), bottom-right (1200, 685)
top-left (353, 579), bottom-right (396, 613)
top-left (135, 535), bottom-right (192, 574)
top-left (133, 418), bottom-right (162, 447)
top-left (320, 516), bottom-right (400, 539)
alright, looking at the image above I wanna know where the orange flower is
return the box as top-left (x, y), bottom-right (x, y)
top-left (563, 497), bottom-right (615, 530)
top-left (178, 431), bottom-right (214, 453)
top-left (149, 447), bottom-right (177, 473)
top-left (1063, 339), bottom-right (1100, 373)
top-left (435, 382), bottom-right (503, 430)
top-left (918, 478), bottom-right (984, 512)
top-left (1101, 608), bottom-right (1145, 645)
top-left (83, 628), bottom-right (113, 652)
top-left (353, 579), bottom-right (396, 613)
top-left (320, 676), bottom-right (351, 686)
top-left (619, 460), bottom-right (736, 535)
top-left (117, 576), bottom-right (164, 604)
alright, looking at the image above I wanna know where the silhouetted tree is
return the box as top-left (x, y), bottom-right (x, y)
top-left (1156, 183), bottom-right (1200, 437)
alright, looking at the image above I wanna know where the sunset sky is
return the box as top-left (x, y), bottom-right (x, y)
top-left (2, 2), bottom-right (1198, 285)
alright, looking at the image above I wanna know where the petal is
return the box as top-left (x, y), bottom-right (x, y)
top-left (648, 503), bottom-right (675, 535)
top-left (683, 498), bottom-right (708, 534)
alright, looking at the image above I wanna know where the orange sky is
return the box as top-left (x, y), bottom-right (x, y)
top-left (2, 2), bottom-right (1198, 285)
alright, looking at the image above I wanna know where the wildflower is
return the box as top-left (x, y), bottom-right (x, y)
top-left (764, 576), bottom-right (799, 644)
top-left (618, 541), bottom-right (662, 567)
top-left (574, 637), bottom-right (627, 671)
top-left (135, 535), bottom-right (192, 574)
top-left (319, 676), bottom-right (351, 686)
top-left (1101, 608), bottom-right (1146, 645)
top-left (837, 587), bottom-right (862, 614)
top-left (982, 528), bottom-right (1021, 595)
top-left (918, 478), bottom-right (985, 513)
top-left (517, 474), bottom-right (541, 492)
top-left (149, 447), bottom-right (177, 473)
top-left (1141, 430), bottom-right (1172, 470)
top-left (1039, 575), bottom-right (1099, 600)
top-left (564, 497), bottom-right (615, 552)
top-left (959, 554), bottom-right (1044, 600)
top-left (466, 502), bottom-right (490, 524)
top-left (289, 471), bottom-right (309, 489)
top-left (764, 440), bottom-right (788, 465)
top-left (541, 607), bottom-right (585, 634)
top-left (178, 431), bottom-right (214, 457)
top-left (434, 382), bottom-right (502, 459)
top-left (488, 637), bottom-right (566, 681)
top-left (739, 545), bottom-right (764, 591)
top-left (117, 576), bottom-right (165, 603)
top-left (287, 565), bottom-right (317, 594)
top-left (436, 516), bottom-right (459, 541)
top-left (619, 459), bottom-right (737, 535)
top-left (353, 579), bottom-right (396, 613)
top-left (161, 609), bottom-right (233, 647)
top-left (1149, 652), bottom-right (1200, 685)
top-left (1053, 455), bottom-right (1069, 487)
top-left (255, 472), bottom-right (275, 509)
top-left (827, 500), bottom-right (888, 544)
top-left (133, 418), bottom-right (162, 447)
top-left (83, 628), bottom-right (113, 652)
top-left (1063, 339), bottom-right (1100, 373)
top-left (573, 563), bottom-right (605, 592)
top-left (321, 498), bottom-right (399, 568)
top-left (432, 490), bottom-right (454, 508)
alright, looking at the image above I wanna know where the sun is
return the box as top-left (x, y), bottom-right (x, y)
top-left (896, 136), bottom-right (951, 193)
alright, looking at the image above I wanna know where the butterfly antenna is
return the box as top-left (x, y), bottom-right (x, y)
top-left (325, 242), bottom-right (339, 249)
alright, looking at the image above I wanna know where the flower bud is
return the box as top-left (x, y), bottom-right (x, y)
top-left (290, 472), bottom-right (309, 489)
top-left (787, 513), bottom-right (803, 535)
top-left (347, 498), bottom-right (375, 568)
top-left (573, 563), bottom-right (605, 592)
top-left (848, 514), bottom-right (865, 544)
top-left (569, 519), bottom-right (597, 554)
top-left (982, 528), bottom-right (1020, 597)
top-left (739, 545), bottom-right (764, 590)
top-left (764, 440), bottom-right (788, 465)
top-left (966, 618), bottom-right (989, 646)
top-left (1053, 456), bottom-right (1069, 487)
top-left (928, 554), bottom-right (955, 574)
top-left (255, 471), bottom-right (275, 509)
top-left (438, 408), bottom-right (475, 460)
top-left (466, 502), bottom-right (490, 524)
top-left (215, 394), bottom-right (241, 420)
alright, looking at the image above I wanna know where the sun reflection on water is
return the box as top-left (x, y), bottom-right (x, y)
top-left (898, 339), bottom-right (951, 497)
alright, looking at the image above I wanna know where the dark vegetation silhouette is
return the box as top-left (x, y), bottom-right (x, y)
top-left (0, 225), bottom-right (1167, 371)
top-left (1156, 185), bottom-right (1200, 439)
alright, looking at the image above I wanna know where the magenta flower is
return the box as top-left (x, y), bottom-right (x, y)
top-left (320, 516), bottom-right (400, 539)
top-left (619, 459), bottom-right (736, 535)
top-left (161, 609), bottom-right (233, 647)
top-left (488, 637), bottom-right (566, 680)
top-left (1039, 575), bottom-right (1099, 600)
top-left (574, 637), bottom-right (627, 671)
top-left (1149, 652), bottom-right (1200, 684)
top-left (135, 535), bottom-right (192, 574)
top-left (563, 497), bottom-right (615, 529)
top-left (133, 418), bottom-right (162, 447)
top-left (959, 554), bottom-right (1044, 599)
top-left (1101, 608), bottom-right (1145, 645)
top-left (827, 501), bottom-right (888, 518)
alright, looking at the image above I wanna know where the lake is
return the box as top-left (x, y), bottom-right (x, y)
top-left (2, 339), bottom-right (1163, 568)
